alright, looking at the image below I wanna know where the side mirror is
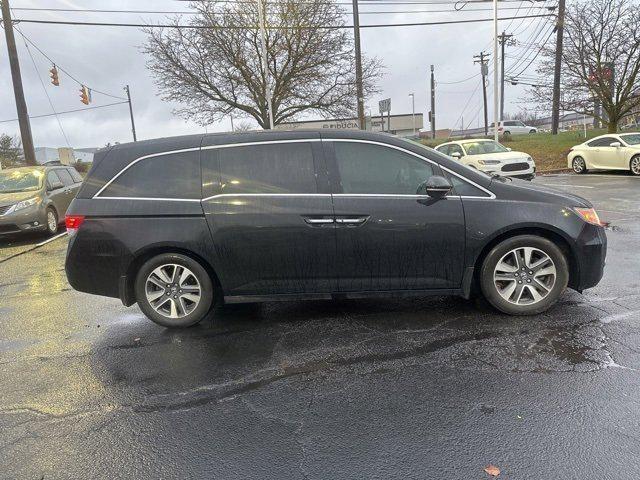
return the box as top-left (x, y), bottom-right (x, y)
top-left (506, 147), bottom-right (512, 151)
top-left (47, 180), bottom-right (64, 191)
top-left (420, 176), bottom-right (452, 198)
top-left (610, 142), bottom-right (621, 148)
top-left (450, 152), bottom-right (461, 159)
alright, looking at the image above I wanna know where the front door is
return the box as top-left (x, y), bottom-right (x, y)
top-left (200, 137), bottom-right (337, 297)
top-left (325, 139), bottom-right (466, 292)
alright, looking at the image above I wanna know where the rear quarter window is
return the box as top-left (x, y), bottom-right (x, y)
top-left (100, 151), bottom-right (201, 199)
top-left (55, 168), bottom-right (75, 187)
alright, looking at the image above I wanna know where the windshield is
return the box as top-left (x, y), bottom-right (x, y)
top-left (0, 169), bottom-right (44, 193)
top-left (463, 141), bottom-right (509, 155)
top-left (621, 134), bottom-right (640, 145)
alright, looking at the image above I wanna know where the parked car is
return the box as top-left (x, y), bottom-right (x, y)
top-left (568, 133), bottom-right (640, 175)
top-left (0, 165), bottom-right (83, 236)
top-left (435, 139), bottom-right (536, 180)
top-left (65, 130), bottom-right (606, 327)
top-left (490, 120), bottom-right (538, 137)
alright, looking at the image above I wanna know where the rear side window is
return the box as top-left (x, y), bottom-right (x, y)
top-left (436, 145), bottom-right (449, 155)
top-left (67, 168), bottom-right (83, 183)
top-left (55, 168), bottom-right (75, 187)
top-left (218, 143), bottom-right (317, 194)
top-left (333, 142), bottom-right (435, 195)
top-left (100, 151), bottom-right (201, 199)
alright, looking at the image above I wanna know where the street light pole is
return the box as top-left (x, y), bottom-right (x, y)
top-left (256, 0), bottom-right (274, 129)
top-left (493, 0), bottom-right (499, 143)
top-left (409, 93), bottom-right (415, 136)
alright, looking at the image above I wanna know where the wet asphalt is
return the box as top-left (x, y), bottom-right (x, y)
top-left (1, 173), bottom-right (639, 479)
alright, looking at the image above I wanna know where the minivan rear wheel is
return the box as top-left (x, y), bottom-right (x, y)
top-left (479, 235), bottom-right (569, 315)
top-left (135, 253), bottom-right (214, 328)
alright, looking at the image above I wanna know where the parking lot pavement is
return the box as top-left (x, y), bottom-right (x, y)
top-left (1, 173), bottom-right (639, 479)
top-left (0, 231), bottom-right (66, 263)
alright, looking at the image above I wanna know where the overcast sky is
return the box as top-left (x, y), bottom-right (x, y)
top-left (0, 0), bottom-right (553, 148)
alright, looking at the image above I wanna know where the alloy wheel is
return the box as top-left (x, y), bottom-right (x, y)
top-left (145, 264), bottom-right (202, 319)
top-left (572, 157), bottom-right (585, 173)
top-left (47, 210), bottom-right (57, 233)
top-left (493, 247), bottom-right (557, 305)
top-left (631, 157), bottom-right (640, 175)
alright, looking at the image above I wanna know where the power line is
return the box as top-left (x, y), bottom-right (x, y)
top-left (12, 26), bottom-right (128, 101)
top-left (20, 31), bottom-right (71, 148)
top-left (0, 101), bottom-right (129, 124)
top-left (10, 13), bottom-right (555, 29)
top-left (11, 5), bottom-right (550, 15)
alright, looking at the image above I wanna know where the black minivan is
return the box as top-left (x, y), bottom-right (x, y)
top-left (65, 130), bottom-right (606, 328)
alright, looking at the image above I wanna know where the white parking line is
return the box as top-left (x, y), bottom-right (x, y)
top-left (35, 231), bottom-right (67, 247)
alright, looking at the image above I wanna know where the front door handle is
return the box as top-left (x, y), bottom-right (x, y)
top-left (302, 217), bottom-right (335, 225)
top-left (335, 216), bottom-right (369, 226)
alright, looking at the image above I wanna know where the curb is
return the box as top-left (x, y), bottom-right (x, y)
top-left (536, 168), bottom-right (572, 175)
top-left (0, 232), bottom-right (67, 265)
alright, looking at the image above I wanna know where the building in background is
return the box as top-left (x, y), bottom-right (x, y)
top-left (277, 113), bottom-right (424, 137)
top-left (35, 147), bottom-right (95, 165)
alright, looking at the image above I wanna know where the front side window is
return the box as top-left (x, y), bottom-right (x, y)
top-left (449, 144), bottom-right (464, 157)
top-left (435, 145), bottom-right (450, 155)
top-left (621, 134), bottom-right (640, 145)
top-left (447, 174), bottom-right (490, 197)
top-left (100, 151), bottom-right (201, 199)
top-left (0, 169), bottom-right (43, 193)
top-left (333, 142), bottom-right (435, 195)
top-left (218, 143), bottom-right (317, 194)
top-left (463, 141), bottom-right (509, 155)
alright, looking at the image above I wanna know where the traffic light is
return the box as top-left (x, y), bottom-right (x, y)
top-left (80, 86), bottom-right (90, 105)
top-left (49, 65), bottom-right (59, 86)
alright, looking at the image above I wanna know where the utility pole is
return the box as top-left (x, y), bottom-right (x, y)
top-left (551, 0), bottom-right (566, 135)
top-left (124, 85), bottom-right (137, 142)
top-left (408, 93), bottom-right (415, 136)
top-left (430, 65), bottom-right (436, 139)
top-left (474, 52), bottom-right (490, 137)
top-left (498, 31), bottom-right (513, 122)
top-left (256, 0), bottom-right (274, 129)
top-left (352, 0), bottom-right (365, 130)
top-left (1, 0), bottom-right (36, 165)
top-left (492, 0), bottom-right (499, 143)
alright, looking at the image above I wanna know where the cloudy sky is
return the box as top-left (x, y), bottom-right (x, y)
top-left (0, 0), bottom-right (554, 149)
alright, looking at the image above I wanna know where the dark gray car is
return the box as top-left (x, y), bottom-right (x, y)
top-left (0, 165), bottom-right (83, 236)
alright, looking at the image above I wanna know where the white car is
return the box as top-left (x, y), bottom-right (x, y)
top-left (435, 139), bottom-right (536, 179)
top-left (568, 133), bottom-right (640, 175)
top-left (490, 120), bottom-right (538, 137)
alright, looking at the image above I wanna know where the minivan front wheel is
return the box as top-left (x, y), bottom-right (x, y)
top-left (46, 208), bottom-right (58, 235)
top-left (135, 253), bottom-right (213, 328)
top-left (480, 235), bottom-right (569, 315)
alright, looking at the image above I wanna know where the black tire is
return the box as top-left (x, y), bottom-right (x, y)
top-left (503, 131), bottom-right (511, 139)
top-left (135, 253), bottom-right (214, 328)
top-left (630, 155), bottom-right (640, 176)
top-left (529, 129), bottom-right (537, 134)
top-left (479, 235), bottom-right (569, 315)
top-left (46, 207), bottom-right (58, 235)
top-left (572, 156), bottom-right (588, 174)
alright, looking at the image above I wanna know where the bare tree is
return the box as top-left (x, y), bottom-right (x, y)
top-left (0, 134), bottom-right (24, 169)
top-left (531, 0), bottom-right (640, 132)
top-left (143, 0), bottom-right (382, 129)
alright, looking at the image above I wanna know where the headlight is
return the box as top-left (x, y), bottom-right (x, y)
top-left (478, 159), bottom-right (501, 165)
top-left (573, 207), bottom-right (602, 226)
top-left (526, 156), bottom-right (534, 163)
top-left (12, 197), bottom-right (40, 213)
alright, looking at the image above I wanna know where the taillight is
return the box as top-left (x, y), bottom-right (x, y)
top-left (498, 127), bottom-right (504, 132)
top-left (65, 215), bottom-right (85, 232)
top-left (573, 207), bottom-right (602, 226)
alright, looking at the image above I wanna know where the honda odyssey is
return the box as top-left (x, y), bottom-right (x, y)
top-left (65, 131), bottom-right (606, 328)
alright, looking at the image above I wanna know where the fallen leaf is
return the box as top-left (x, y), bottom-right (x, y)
top-left (484, 465), bottom-right (500, 477)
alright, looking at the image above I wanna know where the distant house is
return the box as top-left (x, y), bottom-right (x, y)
top-left (35, 147), bottom-right (95, 165)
